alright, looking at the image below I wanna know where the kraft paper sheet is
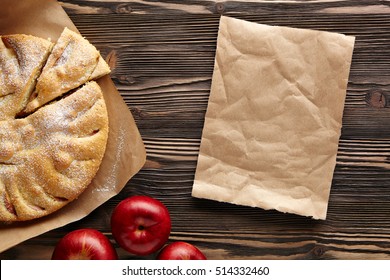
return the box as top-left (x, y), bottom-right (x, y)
top-left (0, 0), bottom-right (146, 253)
top-left (192, 16), bottom-right (355, 220)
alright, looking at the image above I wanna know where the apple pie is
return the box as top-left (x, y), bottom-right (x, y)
top-left (23, 27), bottom-right (110, 114)
top-left (0, 29), bottom-right (110, 222)
top-left (0, 34), bottom-right (53, 120)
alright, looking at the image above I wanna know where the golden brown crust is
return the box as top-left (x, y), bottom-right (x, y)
top-left (0, 82), bottom-right (108, 221)
top-left (91, 56), bottom-right (111, 80)
top-left (0, 29), bottom-right (110, 222)
top-left (0, 34), bottom-right (53, 120)
top-left (23, 28), bottom-right (110, 114)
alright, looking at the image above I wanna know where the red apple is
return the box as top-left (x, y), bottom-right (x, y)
top-left (111, 195), bottom-right (171, 256)
top-left (157, 241), bottom-right (207, 260)
top-left (51, 228), bottom-right (118, 260)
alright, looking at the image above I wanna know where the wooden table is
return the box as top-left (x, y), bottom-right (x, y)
top-left (1, 0), bottom-right (390, 260)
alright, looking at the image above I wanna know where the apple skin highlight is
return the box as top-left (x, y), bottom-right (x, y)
top-left (51, 228), bottom-right (118, 260)
top-left (111, 195), bottom-right (171, 256)
top-left (157, 241), bottom-right (207, 260)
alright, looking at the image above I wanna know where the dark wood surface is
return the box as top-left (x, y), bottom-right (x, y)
top-left (2, 0), bottom-right (390, 260)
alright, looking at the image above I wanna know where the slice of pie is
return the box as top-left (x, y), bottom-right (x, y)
top-left (0, 34), bottom-right (53, 120)
top-left (23, 27), bottom-right (110, 114)
top-left (0, 81), bottom-right (108, 222)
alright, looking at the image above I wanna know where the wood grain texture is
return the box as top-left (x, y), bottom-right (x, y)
top-left (1, 0), bottom-right (390, 260)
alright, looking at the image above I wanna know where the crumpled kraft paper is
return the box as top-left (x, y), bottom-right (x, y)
top-left (0, 0), bottom-right (146, 253)
top-left (192, 16), bottom-right (355, 220)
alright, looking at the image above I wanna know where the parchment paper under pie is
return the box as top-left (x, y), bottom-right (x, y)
top-left (192, 16), bottom-right (355, 220)
top-left (0, 0), bottom-right (146, 252)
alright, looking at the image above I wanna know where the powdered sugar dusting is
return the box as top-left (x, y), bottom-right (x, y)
top-left (0, 82), bottom-right (108, 221)
top-left (93, 122), bottom-right (124, 194)
top-left (0, 28), bottom-right (110, 222)
top-left (0, 34), bottom-right (53, 120)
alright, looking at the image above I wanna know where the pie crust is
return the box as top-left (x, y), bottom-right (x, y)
top-left (0, 29), bottom-right (110, 222)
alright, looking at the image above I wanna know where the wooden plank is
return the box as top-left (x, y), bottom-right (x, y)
top-left (1, 0), bottom-right (390, 260)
